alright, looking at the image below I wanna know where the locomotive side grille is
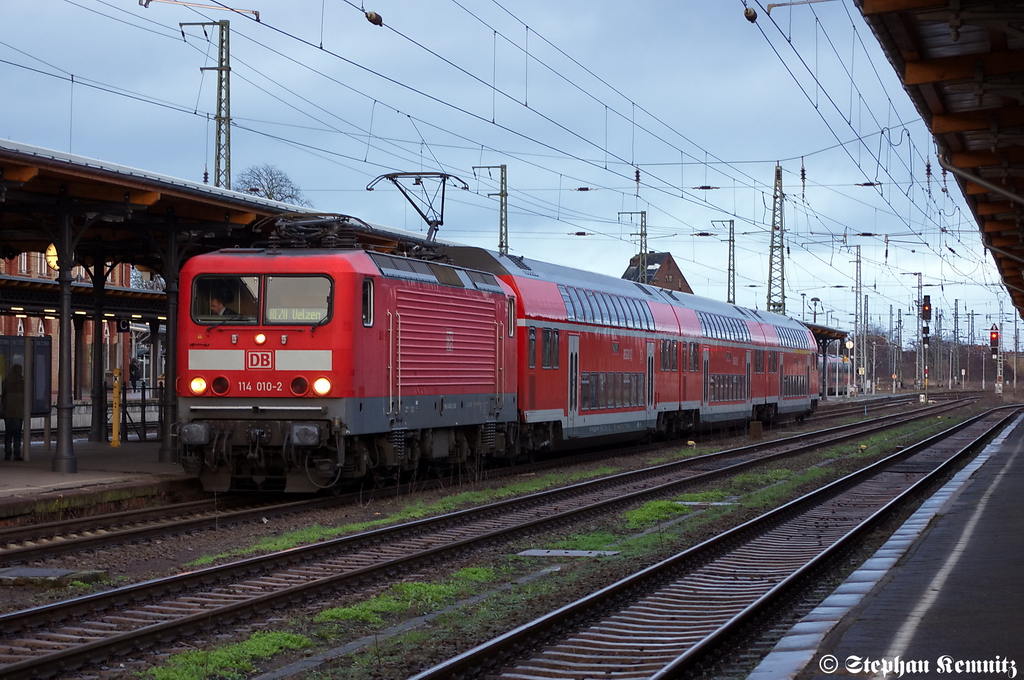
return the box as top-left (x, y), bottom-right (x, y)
top-left (396, 288), bottom-right (498, 390)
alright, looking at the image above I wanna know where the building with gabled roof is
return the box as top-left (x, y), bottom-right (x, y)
top-left (621, 252), bottom-right (693, 293)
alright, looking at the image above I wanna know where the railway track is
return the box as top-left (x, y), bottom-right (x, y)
top-left (410, 406), bottom-right (1016, 680)
top-left (0, 398), bottom-right (975, 678)
top-left (0, 396), bottom-right (967, 566)
top-left (814, 391), bottom-right (974, 419)
top-left (0, 495), bottom-right (339, 565)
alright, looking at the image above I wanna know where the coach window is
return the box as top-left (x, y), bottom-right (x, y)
top-left (603, 296), bottom-right (615, 326)
top-left (623, 298), bottom-right (638, 329)
top-left (570, 288), bottom-right (589, 323)
top-left (572, 288), bottom-right (591, 323)
top-left (508, 298), bottom-right (515, 336)
top-left (690, 342), bottom-right (700, 372)
top-left (671, 340), bottom-right (679, 371)
top-left (626, 298), bottom-right (638, 328)
top-left (265, 275), bottom-right (332, 325)
top-left (607, 296), bottom-right (621, 327)
top-left (642, 302), bottom-right (655, 331)
top-left (613, 296), bottom-right (628, 327)
top-left (559, 286), bottom-right (576, 322)
top-left (581, 372), bottom-right (590, 410)
top-left (594, 293), bottom-right (610, 325)
top-left (542, 329), bottom-right (553, 368)
top-left (362, 278), bottom-right (374, 327)
top-left (529, 328), bottom-right (537, 369)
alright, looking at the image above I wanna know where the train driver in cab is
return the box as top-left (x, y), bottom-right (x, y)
top-left (210, 293), bottom-right (238, 317)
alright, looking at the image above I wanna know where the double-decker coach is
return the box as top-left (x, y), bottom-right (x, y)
top-left (441, 246), bottom-right (819, 450)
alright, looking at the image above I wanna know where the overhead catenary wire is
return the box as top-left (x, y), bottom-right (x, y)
top-left (3, 0), bottom-right (1005, 322)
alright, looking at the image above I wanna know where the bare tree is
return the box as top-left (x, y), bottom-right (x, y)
top-left (235, 164), bottom-right (313, 207)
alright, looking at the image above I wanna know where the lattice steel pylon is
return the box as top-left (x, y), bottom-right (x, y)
top-left (181, 20), bottom-right (232, 189)
top-left (766, 165), bottom-right (786, 314)
top-left (210, 20), bottom-right (231, 190)
top-left (473, 165), bottom-right (508, 255)
top-left (621, 211), bottom-right (648, 283)
top-left (953, 300), bottom-right (960, 388)
top-left (712, 219), bottom-right (736, 304)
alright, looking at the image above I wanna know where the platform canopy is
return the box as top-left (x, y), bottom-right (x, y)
top-left (858, 0), bottom-right (1024, 317)
top-left (805, 321), bottom-right (848, 343)
top-left (0, 139), bottom-right (439, 279)
top-left (0, 139), bottom-right (450, 470)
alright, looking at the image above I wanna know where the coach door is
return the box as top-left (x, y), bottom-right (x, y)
top-left (805, 357), bottom-right (811, 397)
top-left (567, 335), bottom-right (580, 430)
top-left (646, 342), bottom-right (655, 419)
top-left (779, 353), bottom-right (785, 399)
top-left (746, 350), bottom-right (752, 405)
top-left (702, 347), bottom-right (710, 407)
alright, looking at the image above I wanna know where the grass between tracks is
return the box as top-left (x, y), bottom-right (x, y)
top-left (187, 466), bottom-right (618, 566)
top-left (142, 631), bottom-right (311, 680)
top-left (154, 413), bottom-right (966, 678)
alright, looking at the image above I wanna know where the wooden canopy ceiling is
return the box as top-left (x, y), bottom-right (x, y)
top-left (858, 0), bottom-right (1024, 317)
top-left (0, 140), bottom-right (433, 284)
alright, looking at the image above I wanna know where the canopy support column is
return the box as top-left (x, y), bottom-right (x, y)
top-left (53, 207), bottom-right (77, 473)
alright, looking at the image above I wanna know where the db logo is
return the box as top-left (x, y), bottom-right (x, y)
top-left (246, 350), bottom-right (274, 370)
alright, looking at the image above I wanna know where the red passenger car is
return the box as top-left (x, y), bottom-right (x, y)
top-left (442, 246), bottom-right (819, 449)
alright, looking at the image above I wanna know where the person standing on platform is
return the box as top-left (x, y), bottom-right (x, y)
top-left (129, 358), bottom-right (141, 391)
top-left (2, 364), bottom-right (25, 461)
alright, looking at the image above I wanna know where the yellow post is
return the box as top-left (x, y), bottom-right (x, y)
top-left (111, 368), bottom-right (121, 448)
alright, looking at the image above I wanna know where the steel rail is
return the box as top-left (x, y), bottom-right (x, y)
top-left (407, 406), bottom-right (1014, 680)
top-left (653, 407), bottom-right (1018, 679)
top-left (0, 399), bottom-right (977, 678)
top-left (0, 395), bottom-right (960, 567)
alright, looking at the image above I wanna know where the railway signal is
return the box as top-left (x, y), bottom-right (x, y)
top-left (921, 295), bottom-right (932, 321)
top-left (990, 324), bottom-right (1000, 359)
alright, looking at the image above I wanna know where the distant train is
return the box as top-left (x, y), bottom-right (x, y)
top-left (821, 355), bottom-right (853, 395)
top-left (176, 222), bottom-right (819, 492)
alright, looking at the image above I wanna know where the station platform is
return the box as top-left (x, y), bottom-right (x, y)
top-left (0, 438), bottom-right (199, 524)
top-left (749, 412), bottom-right (1024, 680)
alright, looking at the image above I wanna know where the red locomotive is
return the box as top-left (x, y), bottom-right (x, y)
top-left (177, 222), bottom-right (818, 492)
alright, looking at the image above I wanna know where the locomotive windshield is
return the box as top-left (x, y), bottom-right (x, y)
top-left (193, 276), bottom-right (259, 325)
top-left (265, 275), bottom-right (332, 324)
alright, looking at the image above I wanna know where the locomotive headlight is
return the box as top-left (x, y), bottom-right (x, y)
top-left (254, 333), bottom-right (267, 345)
top-left (312, 377), bottom-right (332, 396)
top-left (189, 376), bottom-right (208, 395)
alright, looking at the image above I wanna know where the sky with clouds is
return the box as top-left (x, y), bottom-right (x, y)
top-left (1, 0), bottom-right (1014, 346)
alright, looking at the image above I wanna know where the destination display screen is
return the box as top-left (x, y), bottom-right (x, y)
top-left (264, 275), bottom-right (332, 325)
